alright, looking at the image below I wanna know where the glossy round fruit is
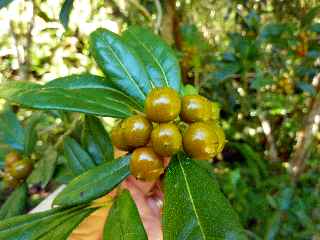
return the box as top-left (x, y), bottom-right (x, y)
top-left (5, 150), bottom-right (21, 169)
top-left (180, 95), bottom-right (212, 123)
top-left (9, 159), bottom-right (33, 179)
top-left (209, 121), bottom-right (226, 154)
top-left (130, 147), bottom-right (164, 181)
top-left (3, 172), bottom-right (20, 188)
top-left (111, 123), bottom-right (130, 151)
top-left (183, 122), bottom-right (219, 160)
top-left (122, 115), bottom-right (152, 148)
top-left (145, 87), bottom-right (181, 123)
top-left (151, 123), bottom-right (182, 157)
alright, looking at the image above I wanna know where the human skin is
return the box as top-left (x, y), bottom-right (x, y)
top-left (69, 150), bottom-right (166, 240)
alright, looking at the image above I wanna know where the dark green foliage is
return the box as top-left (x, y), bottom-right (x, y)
top-left (0, 183), bottom-right (27, 220)
top-left (163, 152), bottom-right (246, 239)
top-left (64, 137), bottom-right (96, 176)
top-left (53, 154), bottom-right (131, 207)
top-left (82, 115), bottom-right (114, 164)
top-left (103, 190), bottom-right (147, 240)
top-left (59, 0), bottom-right (74, 29)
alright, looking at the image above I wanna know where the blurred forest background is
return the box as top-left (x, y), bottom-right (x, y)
top-left (0, 0), bottom-right (320, 239)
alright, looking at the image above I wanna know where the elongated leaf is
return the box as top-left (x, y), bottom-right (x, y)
top-left (103, 190), bottom-right (147, 240)
top-left (264, 211), bottom-right (281, 240)
top-left (27, 147), bottom-right (58, 187)
top-left (24, 113), bottom-right (42, 155)
top-left (0, 74), bottom-right (141, 119)
top-left (0, 205), bottom-right (95, 240)
top-left (0, 183), bottom-right (27, 220)
top-left (0, 0), bottom-right (14, 8)
top-left (163, 153), bottom-right (246, 240)
top-left (0, 106), bottom-right (25, 150)
top-left (122, 26), bottom-right (181, 92)
top-left (59, 0), bottom-right (74, 29)
top-left (53, 154), bottom-right (131, 207)
top-left (37, 208), bottom-right (94, 240)
top-left (82, 115), bottom-right (114, 165)
top-left (90, 28), bottom-right (152, 106)
top-left (301, 5), bottom-right (320, 26)
top-left (64, 137), bottom-right (96, 176)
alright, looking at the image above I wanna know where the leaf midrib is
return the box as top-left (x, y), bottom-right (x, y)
top-left (103, 40), bottom-right (146, 100)
top-left (126, 30), bottom-right (169, 87)
top-left (178, 157), bottom-right (206, 240)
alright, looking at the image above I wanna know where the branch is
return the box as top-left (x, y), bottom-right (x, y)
top-left (54, 116), bottom-right (82, 149)
top-left (259, 113), bottom-right (280, 163)
top-left (128, 0), bottom-right (152, 21)
top-left (290, 73), bottom-right (320, 181)
top-left (153, 0), bottom-right (162, 34)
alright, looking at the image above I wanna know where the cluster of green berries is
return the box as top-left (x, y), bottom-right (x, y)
top-left (111, 87), bottom-right (225, 182)
top-left (2, 151), bottom-right (33, 189)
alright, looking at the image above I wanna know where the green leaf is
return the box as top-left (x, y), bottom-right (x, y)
top-left (0, 106), bottom-right (25, 150)
top-left (183, 84), bottom-right (198, 96)
top-left (24, 113), bottom-right (42, 155)
top-left (53, 154), bottom-right (131, 207)
top-left (27, 147), bottom-right (58, 187)
top-left (37, 208), bottom-right (94, 240)
top-left (301, 5), bottom-right (320, 27)
top-left (0, 205), bottom-right (95, 240)
top-left (0, 74), bottom-right (141, 118)
top-left (310, 23), bottom-right (320, 33)
top-left (0, 0), bottom-right (15, 9)
top-left (264, 211), bottom-right (281, 240)
top-left (163, 153), bottom-right (246, 240)
top-left (82, 115), bottom-right (114, 165)
top-left (90, 28), bottom-right (152, 106)
top-left (59, 0), bottom-right (74, 29)
top-left (103, 190), bottom-right (147, 240)
top-left (0, 183), bottom-right (27, 220)
top-left (122, 26), bottom-right (182, 92)
top-left (297, 81), bottom-right (316, 96)
top-left (64, 137), bottom-right (96, 176)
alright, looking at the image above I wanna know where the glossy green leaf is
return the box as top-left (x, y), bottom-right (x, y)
top-left (59, 0), bottom-right (74, 29)
top-left (0, 0), bottom-right (14, 8)
top-left (24, 113), bottom-right (42, 155)
top-left (64, 137), bottom-right (96, 176)
top-left (37, 208), bottom-right (94, 240)
top-left (82, 115), bottom-right (114, 165)
top-left (0, 183), bottom-right (27, 220)
top-left (90, 28), bottom-right (152, 106)
top-left (301, 5), bottom-right (320, 27)
top-left (122, 26), bottom-right (182, 92)
top-left (0, 74), bottom-right (141, 119)
top-left (163, 153), bottom-right (246, 240)
top-left (103, 190), bottom-right (147, 240)
top-left (0, 106), bottom-right (25, 151)
top-left (27, 147), bottom-right (58, 187)
top-left (53, 154), bottom-right (131, 207)
top-left (0, 205), bottom-right (95, 240)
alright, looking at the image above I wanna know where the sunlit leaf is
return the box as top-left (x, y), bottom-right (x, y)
top-left (90, 28), bottom-right (152, 106)
top-left (122, 26), bottom-right (182, 92)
